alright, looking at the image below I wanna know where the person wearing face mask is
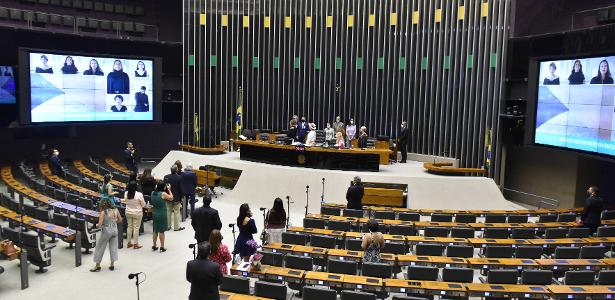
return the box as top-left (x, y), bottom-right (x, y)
top-left (324, 123), bottom-right (335, 143)
top-left (345, 118), bottom-right (357, 148)
top-left (579, 186), bottom-right (604, 235)
top-left (49, 149), bottom-right (65, 177)
top-left (397, 121), bottom-right (410, 163)
top-left (297, 116), bottom-right (309, 143)
top-left (107, 59), bottom-right (130, 94)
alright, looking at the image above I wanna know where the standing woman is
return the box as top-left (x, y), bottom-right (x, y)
top-left (100, 174), bottom-right (118, 208)
top-left (265, 198), bottom-right (287, 243)
top-left (208, 229), bottom-right (232, 275)
top-left (151, 181), bottom-right (172, 252)
top-left (124, 182), bottom-right (146, 249)
top-left (233, 203), bottom-right (258, 262)
top-left (361, 219), bottom-right (384, 263)
top-left (90, 200), bottom-right (122, 272)
top-left (139, 168), bottom-right (156, 203)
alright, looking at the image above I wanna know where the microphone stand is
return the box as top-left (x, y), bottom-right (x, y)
top-left (18, 193), bottom-right (28, 289)
top-left (130, 273), bottom-right (144, 300)
top-left (320, 178), bottom-right (325, 205)
top-left (304, 185), bottom-right (310, 216)
top-left (285, 196), bottom-right (292, 229)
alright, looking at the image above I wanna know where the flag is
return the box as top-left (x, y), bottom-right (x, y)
top-left (485, 128), bottom-right (492, 169)
top-left (194, 113), bottom-right (199, 145)
top-left (236, 87), bottom-right (243, 136)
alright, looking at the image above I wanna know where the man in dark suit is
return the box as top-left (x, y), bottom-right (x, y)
top-left (346, 176), bottom-right (364, 210)
top-left (398, 121), bottom-right (410, 163)
top-left (124, 142), bottom-right (138, 175)
top-left (164, 165), bottom-right (184, 230)
top-left (186, 242), bottom-right (222, 300)
top-left (580, 186), bottom-right (604, 234)
top-left (181, 164), bottom-right (198, 218)
top-left (49, 149), bottom-right (65, 177)
top-left (191, 194), bottom-right (222, 243)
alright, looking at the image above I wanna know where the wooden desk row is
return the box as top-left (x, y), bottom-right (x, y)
top-left (0, 205), bottom-right (76, 241)
top-left (262, 242), bottom-right (615, 271)
top-left (39, 162), bottom-right (101, 199)
top-left (305, 213), bottom-right (580, 229)
top-left (219, 291), bottom-right (271, 300)
top-left (287, 227), bottom-right (615, 248)
top-left (73, 160), bottom-right (126, 189)
top-left (180, 144), bottom-right (227, 155)
top-left (321, 203), bottom-right (584, 216)
top-left (231, 263), bottom-right (615, 299)
top-left (104, 157), bottom-right (132, 175)
top-left (2, 166), bottom-right (99, 222)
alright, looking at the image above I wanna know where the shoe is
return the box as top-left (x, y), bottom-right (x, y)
top-left (89, 266), bottom-right (101, 272)
top-left (174, 227), bottom-right (185, 231)
top-left (160, 247), bottom-right (167, 252)
top-left (127, 243), bottom-right (133, 248)
top-left (109, 265), bottom-right (115, 271)
top-left (133, 244), bottom-right (142, 249)
top-left (152, 246), bottom-right (158, 251)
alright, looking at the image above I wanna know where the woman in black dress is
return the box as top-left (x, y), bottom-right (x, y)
top-left (543, 62), bottom-right (560, 85)
top-left (135, 61), bottom-right (147, 77)
top-left (61, 56), bottom-right (78, 74)
top-left (590, 60), bottom-right (614, 84)
top-left (35, 55), bottom-right (53, 74)
top-left (84, 59), bottom-right (104, 76)
top-left (233, 203), bottom-right (258, 262)
top-left (568, 60), bottom-right (585, 85)
top-left (111, 95), bottom-right (127, 112)
top-left (107, 60), bottom-right (130, 94)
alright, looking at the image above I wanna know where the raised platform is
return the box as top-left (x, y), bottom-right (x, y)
top-left (153, 150), bottom-right (523, 211)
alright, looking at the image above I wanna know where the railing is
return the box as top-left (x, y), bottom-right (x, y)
top-left (502, 188), bottom-right (560, 209)
top-left (0, 6), bottom-right (158, 41)
top-left (571, 5), bottom-right (615, 31)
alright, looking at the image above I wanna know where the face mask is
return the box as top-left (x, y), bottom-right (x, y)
top-left (350, 121), bottom-right (354, 125)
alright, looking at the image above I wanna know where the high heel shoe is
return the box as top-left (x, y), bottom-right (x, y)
top-left (160, 247), bottom-right (167, 252)
top-left (152, 246), bottom-right (158, 251)
top-left (89, 266), bottom-right (101, 272)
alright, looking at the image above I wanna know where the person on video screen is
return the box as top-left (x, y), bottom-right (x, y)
top-left (84, 59), bottom-right (104, 76)
top-left (1, 66), bottom-right (12, 76)
top-left (134, 86), bottom-right (149, 112)
top-left (135, 61), bottom-right (148, 77)
top-left (35, 55), bottom-right (53, 74)
top-left (107, 60), bottom-right (130, 94)
top-left (61, 56), bottom-right (78, 74)
top-left (543, 62), bottom-right (560, 85)
top-left (568, 60), bottom-right (585, 85)
top-left (111, 95), bottom-right (127, 112)
top-left (590, 60), bottom-right (614, 84)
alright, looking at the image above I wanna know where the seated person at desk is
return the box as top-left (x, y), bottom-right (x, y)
top-left (579, 185), bottom-right (604, 234)
top-left (305, 123), bottom-right (317, 146)
top-left (362, 219), bottom-right (384, 263)
top-left (346, 176), bottom-right (364, 210)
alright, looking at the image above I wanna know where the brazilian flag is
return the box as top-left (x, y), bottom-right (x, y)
top-left (194, 113), bottom-right (199, 145)
top-left (485, 128), bottom-right (492, 170)
top-left (236, 87), bottom-right (243, 135)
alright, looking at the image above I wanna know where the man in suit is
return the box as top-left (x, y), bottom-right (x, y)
top-left (181, 164), bottom-right (198, 218)
top-left (297, 116), bottom-right (309, 143)
top-left (580, 186), bottom-right (604, 234)
top-left (186, 242), bottom-right (222, 300)
top-left (164, 165), bottom-right (184, 231)
top-left (346, 176), bottom-right (364, 210)
top-left (398, 121), bottom-right (410, 163)
top-left (191, 194), bottom-right (222, 243)
top-left (49, 149), bottom-right (65, 177)
top-left (124, 142), bottom-right (138, 175)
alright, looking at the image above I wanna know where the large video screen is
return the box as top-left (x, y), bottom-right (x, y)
top-left (535, 56), bottom-right (615, 156)
top-left (0, 66), bottom-right (16, 104)
top-left (28, 51), bottom-right (154, 122)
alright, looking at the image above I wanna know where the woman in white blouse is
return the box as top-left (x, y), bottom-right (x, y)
top-left (124, 182), bottom-right (147, 249)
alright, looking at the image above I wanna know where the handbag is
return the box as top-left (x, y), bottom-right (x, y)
top-left (260, 230), bottom-right (270, 245)
top-left (0, 240), bottom-right (20, 260)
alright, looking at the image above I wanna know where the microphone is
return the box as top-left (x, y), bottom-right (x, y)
top-left (259, 207), bottom-right (266, 211)
top-left (228, 223), bottom-right (235, 228)
top-left (188, 243), bottom-right (197, 249)
top-left (128, 272), bottom-right (142, 279)
top-left (306, 185), bottom-right (309, 189)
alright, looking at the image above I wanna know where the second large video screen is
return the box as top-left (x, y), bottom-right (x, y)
top-left (29, 51), bottom-right (154, 123)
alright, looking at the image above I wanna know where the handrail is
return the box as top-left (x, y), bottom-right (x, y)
top-left (502, 188), bottom-right (560, 209)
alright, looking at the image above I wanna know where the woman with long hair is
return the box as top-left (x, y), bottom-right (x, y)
top-left (265, 198), bottom-right (286, 243)
top-left (139, 168), bottom-right (156, 203)
top-left (100, 173), bottom-right (118, 208)
top-left (61, 56), bottom-right (78, 74)
top-left (90, 199), bottom-right (122, 272)
top-left (361, 219), bottom-right (384, 263)
top-left (151, 181), bottom-right (172, 252)
top-left (208, 229), bottom-right (232, 274)
top-left (233, 203), bottom-right (258, 261)
top-left (568, 60), bottom-right (585, 85)
top-left (84, 59), bottom-right (104, 75)
top-left (124, 182), bottom-right (146, 249)
top-left (590, 59), bottom-right (614, 84)
top-left (135, 60), bottom-right (147, 77)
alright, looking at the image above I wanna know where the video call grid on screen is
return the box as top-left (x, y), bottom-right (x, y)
top-left (29, 52), bottom-right (154, 123)
top-left (0, 66), bottom-right (16, 104)
top-left (535, 56), bottom-right (615, 156)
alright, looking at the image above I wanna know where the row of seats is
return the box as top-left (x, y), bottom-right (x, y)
top-left (88, 156), bottom-right (129, 182)
top-left (18, 0), bottom-right (145, 17)
top-left (0, 225), bottom-right (55, 273)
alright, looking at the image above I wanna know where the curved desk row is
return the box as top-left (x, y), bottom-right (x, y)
top-left (74, 160), bottom-right (126, 189)
top-left (180, 144), bottom-right (226, 155)
top-left (423, 162), bottom-right (486, 176)
top-left (104, 157), bottom-right (132, 175)
top-left (40, 162), bottom-right (101, 199)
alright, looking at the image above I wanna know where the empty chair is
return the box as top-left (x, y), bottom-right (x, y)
top-left (507, 215), bottom-right (529, 223)
top-left (34, 207), bottom-right (52, 222)
top-left (557, 213), bottom-right (577, 222)
top-left (382, 241), bottom-right (407, 255)
top-left (327, 258), bottom-right (357, 275)
top-left (544, 228), bottom-right (568, 239)
top-left (564, 271), bottom-right (596, 285)
top-left (343, 209), bottom-right (364, 218)
top-left (451, 227), bottom-right (475, 238)
top-left (320, 206), bottom-right (341, 216)
top-left (580, 245), bottom-right (606, 259)
top-left (431, 214), bottom-right (452, 222)
top-left (255, 280), bottom-right (287, 300)
top-left (23, 203), bottom-right (37, 217)
top-left (521, 270), bottom-right (553, 285)
top-left (374, 211), bottom-right (395, 220)
top-left (362, 262), bottom-right (392, 278)
top-left (345, 238), bottom-right (362, 251)
top-left (487, 269), bottom-right (518, 284)
top-left (303, 286), bottom-right (337, 300)
top-left (285, 254), bottom-right (313, 271)
top-left (66, 193), bottom-right (80, 205)
top-left (442, 267), bottom-right (474, 283)
top-left (9, 9), bottom-right (22, 21)
top-left (538, 214), bottom-right (558, 223)
top-left (398, 212), bottom-right (420, 222)
top-left (597, 226), bottom-right (615, 237)
top-left (69, 217), bottom-right (99, 253)
top-left (79, 198), bottom-right (94, 209)
top-left (282, 232), bottom-right (307, 245)
top-left (483, 228), bottom-right (510, 239)
top-left (328, 220), bottom-right (351, 232)
top-left (53, 189), bottom-right (66, 201)
top-left (303, 218), bottom-right (326, 229)
top-left (484, 245), bottom-right (514, 258)
top-left (3, 227), bottom-right (55, 273)
top-left (415, 243), bottom-right (445, 256)
top-left (407, 265), bottom-right (439, 281)
top-left (52, 212), bottom-right (70, 227)
top-left (423, 227), bottom-right (449, 237)
top-left (310, 235), bottom-right (336, 249)
top-left (598, 270), bottom-right (615, 285)
top-left (601, 210), bottom-right (615, 221)
top-left (389, 224), bottom-right (414, 236)
top-left (220, 275), bottom-right (250, 294)
top-left (554, 246), bottom-right (581, 259)
top-left (455, 214), bottom-right (477, 223)
top-left (511, 228), bottom-right (536, 239)
top-left (341, 290), bottom-right (376, 300)
top-left (261, 252), bottom-right (284, 267)
top-left (35, 12), bottom-right (49, 23)
top-left (446, 245), bottom-right (474, 258)
top-left (515, 246), bottom-right (543, 259)
top-left (567, 227), bottom-right (591, 238)
top-left (484, 214), bottom-right (507, 223)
